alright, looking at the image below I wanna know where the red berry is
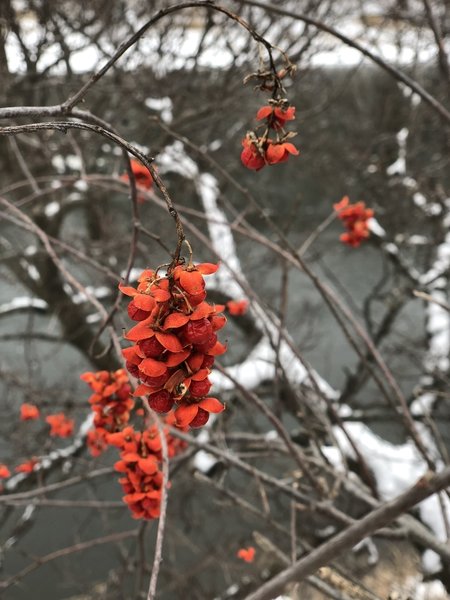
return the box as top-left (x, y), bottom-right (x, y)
top-left (195, 333), bottom-right (217, 353)
top-left (138, 337), bottom-right (164, 358)
top-left (190, 408), bottom-right (209, 428)
top-left (184, 318), bottom-right (213, 345)
top-left (128, 300), bottom-right (150, 321)
top-left (189, 379), bottom-right (212, 398)
top-left (148, 390), bottom-right (174, 413)
top-left (113, 403), bottom-right (127, 415)
top-left (140, 372), bottom-right (170, 388)
top-left (126, 361), bottom-right (140, 378)
top-left (187, 291), bottom-right (207, 306)
top-left (201, 355), bottom-right (215, 369)
top-left (117, 384), bottom-right (131, 400)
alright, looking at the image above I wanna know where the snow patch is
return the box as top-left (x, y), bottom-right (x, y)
top-left (145, 97), bottom-right (173, 123)
top-left (19, 259), bottom-right (40, 281)
top-left (72, 286), bottom-right (111, 304)
top-left (44, 201), bottom-right (60, 217)
top-left (368, 218), bottom-right (386, 237)
top-left (0, 297), bottom-right (48, 314)
top-left (74, 180), bottom-right (88, 192)
top-left (408, 235), bottom-right (428, 245)
top-left (66, 154), bottom-right (82, 171)
top-left (51, 155), bottom-right (65, 173)
top-left (386, 128), bottom-right (408, 176)
top-left (414, 192), bottom-right (427, 207)
top-left (331, 421), bottom-right (450, 573)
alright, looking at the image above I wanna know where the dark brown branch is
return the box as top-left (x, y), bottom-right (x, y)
top-left (244, 468), bottom-right (450, 600)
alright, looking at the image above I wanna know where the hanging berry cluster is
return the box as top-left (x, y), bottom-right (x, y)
top-left (120, 260), bottom-right (226, 429)
top-left (81, 369), bottom-right (134, 456)
top-left (334, 196), bottom-right (374, 247)
top-left (241, 63), bottom-right (299, 171)
top-left (81, 370), bottom-right (187, 520)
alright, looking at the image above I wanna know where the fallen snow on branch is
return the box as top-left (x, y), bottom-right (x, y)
top-left (331, 421), bottom-right (450, 573)
top-left (0, 296), bottom-right (48, 314)
top-left (386, 127), bottom-right (408, 176)
top-left (44, 201), bottom-right (60, 218)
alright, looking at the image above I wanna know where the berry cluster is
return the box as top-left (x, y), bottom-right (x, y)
top-left (20, 403), bottom-right (40, 420)
top-left (241, 100), bottom-right (299, 170)
top-left (81, 370), bottom-right (188, 520)
top-left (0, 457), bottom-right (40, 482)
top-left (19, 401), bottom-right (74, 437)
top-left (121, 261), bottom-right (226, 429)
top-left (334, 196), bottom-right (374, 247)
top-left (237, 546), bottom-right (256, 563)
top-left (81, 369), bottom-right (134, 456)
top-left (109, 420), bottom-right (187, 520)
top-left (110, 425), bottom-right (164, 520)
top-left (46, 413), bottom-right (75, 437)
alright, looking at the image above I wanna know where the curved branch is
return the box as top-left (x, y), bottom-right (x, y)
top-left (0, 120), bottom-right (185, 268)
top-left (61, 0), bottom-right (280, 111)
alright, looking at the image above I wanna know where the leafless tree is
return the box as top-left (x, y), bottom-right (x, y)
top-left (0, 1), bottom-right (449, 599)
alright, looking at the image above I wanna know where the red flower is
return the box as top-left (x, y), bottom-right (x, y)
top-left (80, 370), bottom-right (188, 521)
top-left (226, 299), bottom-right (248, 316)
top-left (237, 546), bottom-right (255, 563)
top-left (334, 196), bottom-right (374, 248)
top-left (20, 403), bottom-right (40, 421)
top-left (46, 413), bottom-right (74, 438)
top-left (0, 464), bottom-right (10, 478)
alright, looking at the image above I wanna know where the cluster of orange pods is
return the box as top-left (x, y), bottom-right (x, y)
top-left (334, 196), bottom-right (374, 247)
top-left (81, 369), bottom-right (187, 519)
top-left (120, 261), bottom-right (226, 429)
top-left (241, 102), bottom-right (299, 170)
